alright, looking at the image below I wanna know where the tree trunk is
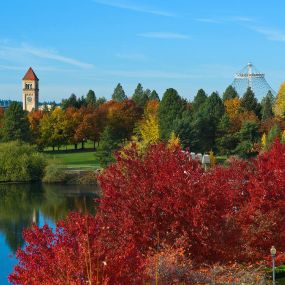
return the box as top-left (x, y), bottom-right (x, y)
top-left (82, 141), bottom-right (84, 149)
top-left (75, 144), bottom-right (78, 150)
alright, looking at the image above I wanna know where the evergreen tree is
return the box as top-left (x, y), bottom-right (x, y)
top-left (173, 109), bottom-right (193, 148)
top-left (190, 92), bottom-right (224, 152)
top-left (215, 114), bottom-right (239, 155)
top-left (240, 87), bottom-right (260, 116)
top-left (144, 89), bottom-right (151, 98)
top-left (274, 82), bottom-right (285, 118)
top-left (112, 83), bottom-right (127, 102)
top-left (77, 95), bottom-right (87, 108)
top-left (235, 121), bottom-right (259, 158)
top-left (149, 90), bottom-right (160, 101)
top-left (0, 102), bottom-right (31, 142)
top-left (132, 83), bottom-right (148, 108)
top-left (158, 88), bottom-right (186, 140)
top-left (261, 91), bottom-right (274, 121)
top-left (192, 89), bottom-right (207, 111)
top-left (96, 126), bottom-right (121, 167)
top-left (61, 94), bottom-right (79, 109)
top-left (223, 85), bottom-right (238, 101)
top-left (203, 92), bottom-right (224, 123)
top-left (86, 90), bottom-right (96, 105)
top-left (190, 113), bottom-right (215, 153)
top-left (96, 97), bottom-right (106, 107)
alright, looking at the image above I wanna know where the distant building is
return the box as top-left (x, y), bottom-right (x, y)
top-left (0, 100), bottom-right (12, 109)
top-left (22, 67), bottom-right (39, 112)
top-left (38, 103), bottom-right (59, 111)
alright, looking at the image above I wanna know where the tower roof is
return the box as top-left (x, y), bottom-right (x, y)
top-left (22, 67), bottom-right (39, 81)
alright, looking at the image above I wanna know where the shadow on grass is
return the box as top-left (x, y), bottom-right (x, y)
top-left (44, 148), bottom-right (96, 155)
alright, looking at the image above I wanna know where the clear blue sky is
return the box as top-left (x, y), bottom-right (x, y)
top-left (0, 0), bottom-right (285, 102)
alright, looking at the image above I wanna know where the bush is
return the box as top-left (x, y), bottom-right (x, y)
top-left (42, 163), bottom-right (67, 183)
top-left (68, 170), bottom-right (99, 185)
top-left (0, 141), bottom-right (46, 182)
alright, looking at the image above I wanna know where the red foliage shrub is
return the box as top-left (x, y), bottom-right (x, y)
top-left (237, 141), bottom-right (285, 262)
top-left (9, 141), bottom-right (285, 284)
top-left (9, 213), bottom-right (107, 285)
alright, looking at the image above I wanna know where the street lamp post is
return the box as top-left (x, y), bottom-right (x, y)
top-left (271, 246), bottom-right (276, 285)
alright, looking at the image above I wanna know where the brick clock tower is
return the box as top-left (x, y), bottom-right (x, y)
top-left (22, 67), bottom-right (39, 112)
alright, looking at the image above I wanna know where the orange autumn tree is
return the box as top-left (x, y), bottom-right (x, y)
top-left (0, 107), bottom-right (4, 128)
top-left (28, 110), bottom-right (45, 148)
top-left (224, 97), bottom-right (240, 120)
top-left (106, 99), bottom-right (142, 141)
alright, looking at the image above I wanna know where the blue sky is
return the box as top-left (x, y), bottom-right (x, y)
top-left (1, 0), bottom-right (285, 102)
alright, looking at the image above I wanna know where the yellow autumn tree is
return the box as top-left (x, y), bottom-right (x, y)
top-left (168, 131), bottom-right (180, 149)
top-left (209, 150), bottom-right (216, 167)
top-left (139, 114), bottom-right (159, 146)
top-left (274, 81), bottom-right (285, 118)
top-left (224, 97), bottom-right (240, 119)
top-left (282, 130), bottom-right (285, 144)
top-left (261, 133), bottom-right (267, 149)
top-left (136, 101), bottom-right (160, 149)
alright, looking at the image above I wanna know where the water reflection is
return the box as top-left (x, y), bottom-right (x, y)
top-left (0, 183), bottom-right (98, 252)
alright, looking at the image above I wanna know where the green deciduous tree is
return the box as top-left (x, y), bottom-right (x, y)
top-left (112, 83), bottom-right (127, 102)
top-left (158, 88), bottom-right (186, 140)
top-left (0, 141), bottom-right (46, 182)
top-left (0, 102), bottom-right (30, 142)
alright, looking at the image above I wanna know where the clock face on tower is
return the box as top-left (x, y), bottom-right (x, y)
top-left (27, 96), bottom-right (33, 104)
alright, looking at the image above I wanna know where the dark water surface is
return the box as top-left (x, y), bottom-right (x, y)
top-left (0, 183), bottom-right (98, 284)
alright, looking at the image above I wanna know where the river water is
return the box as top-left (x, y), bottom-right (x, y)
top-left (0, 183), bottom-right (99, 284)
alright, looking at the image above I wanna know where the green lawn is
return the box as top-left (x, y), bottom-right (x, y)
top-left (46, 150), bottom-right (101, 170)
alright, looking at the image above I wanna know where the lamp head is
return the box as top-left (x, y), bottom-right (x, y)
top-left (270, 246), bottom-right (277, 256)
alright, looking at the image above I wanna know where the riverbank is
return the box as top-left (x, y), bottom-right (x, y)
top-left (42, 147), bottom-right (102, 185)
